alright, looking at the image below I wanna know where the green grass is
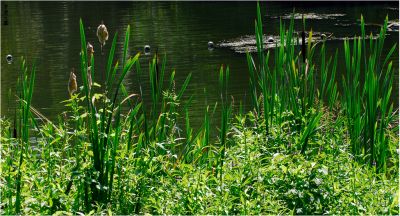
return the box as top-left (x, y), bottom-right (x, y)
top-left (0, 2), bottom-right (398, 215)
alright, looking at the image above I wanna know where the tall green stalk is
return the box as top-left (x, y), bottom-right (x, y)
top-left (15, 58), bottom-right (35, 213)
top-left (218, 65), bottom-right (231, 182)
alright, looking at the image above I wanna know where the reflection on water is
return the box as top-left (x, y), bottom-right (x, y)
top-left (1, 2), bottom-right (399, 131)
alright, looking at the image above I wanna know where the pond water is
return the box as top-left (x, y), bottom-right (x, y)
top-left (1, 2), bottom-right (398, 131)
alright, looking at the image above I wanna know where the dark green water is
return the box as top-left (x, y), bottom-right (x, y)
top-left (1, 2), bottom-right (398, 130)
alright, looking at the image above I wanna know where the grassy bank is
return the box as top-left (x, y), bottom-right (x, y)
top-left (1, 2), bottom-right (398, 215)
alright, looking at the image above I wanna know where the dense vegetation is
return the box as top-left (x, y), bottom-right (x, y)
top-left (1, 3), bottom-right (398, 215)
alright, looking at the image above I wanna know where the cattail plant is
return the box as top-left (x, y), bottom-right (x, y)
top-left (246, 3), bottom-right (331, 153)
top-left (78, 19), bottom-right (139, 204)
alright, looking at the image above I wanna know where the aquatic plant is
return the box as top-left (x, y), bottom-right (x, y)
top-left (245, 3), bottom-right (397, 167)
top-left (342, 15), bottom-right (397, 172)
top-left (0, 2), bottom-right (398, 215)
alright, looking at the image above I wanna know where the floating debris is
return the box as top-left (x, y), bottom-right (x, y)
top-left (218, 35), bottom-right (288, 53)
top-left (386, 7), bottom-right (399, 11)
top-left (269, 13), bottom-right (346, 20)
top-left (218, 32), bottom-right (331, 53)
top-left (387, 21), bottom-right (399, 32)
top-left (329, 34), bottom-right (380, 41)
top-left (208, 41), bottom-right (215, 50)
top-left (363, 22), bottom-right (383, 27)
top-left (144, 45), bottom-right (151, 54)
top-left (334, 23), bottom-right (353, 27)
top-left (218, 32), bottom-right (381, 54)
top-left (6, 54), bottom-right (13, 64)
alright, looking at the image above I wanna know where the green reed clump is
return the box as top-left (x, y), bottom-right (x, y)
top-left (247, 3), bottom-right (324, 153)
top-left (319, 42), bottom-right (339, 111)
top-left (76, 17), bottom-right (195, 210)
top-left (247, 2), bottom-right (396, 169)
top-left (77, 19), bottom-right (140, 206)
top-left (343, 15), bottom-right (397, 172)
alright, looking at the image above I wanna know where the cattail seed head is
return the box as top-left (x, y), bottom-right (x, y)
top-left (97, 22), bottom-right (109, 46)
top-left (68, 68), bottom-right (78, 96)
